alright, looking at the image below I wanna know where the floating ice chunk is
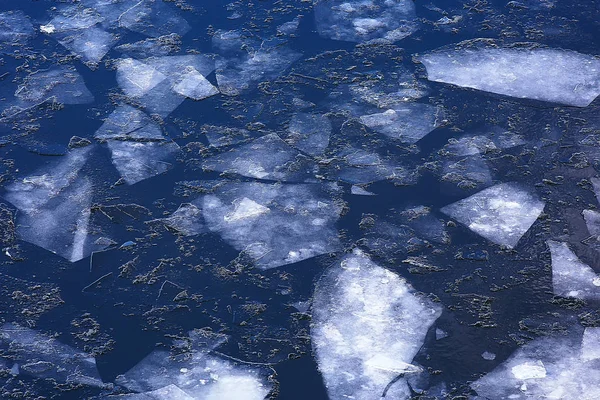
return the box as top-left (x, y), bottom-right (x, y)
top-left (482, 351), bottom-right (496, 361)
top-left (4, 148), bottom-right (106, 261)
top-left (115, 34), bottom-right (182, 58)
top-left (583, 209), bottom-right (600, 237)
top-left (107, 140), bottom-right (180, 185)
top-left (115, 341), bottom-right (270, 399)
top-left (8, 66), bottom-right (93, 115)
top-left (216, 46), bottom-right (301, 96)
top-left (117, 0), bottom-right (191, 37)
top-left (443, 128), bottom-right (525, 156)
top-left (281, 113), bottom-right (331, 156)
top-left (201, 181), bottom-right (342, 269)
top-left (115, 384), bottom-right (195, 399)
top-left (43, 5), bottom-right (104, 33)
top-left (172, 67), bottom-right (219, 100)
top-left (441, 183), bottom-right (544, 248)
top-left (204, 125), bottom-right (260, 148)
top-left (351, 185), bottom-right (376, 196)
top-left (441, 154), bottom-right (492, 190)
top-left (95, 105), bottom-right (164, 141)
top-left (547, 241), bottom-right (600, 300)
top-left (0, 11), bottom-right (34, 46)
top-left (418, 44), bottom-right (600, 107)
top-left (202, 133), bottom-right (317, 182)
top-left (314, 0), bottom-right (418, 42)
top-left (359, 103), bottom-right (441, 143)
top-left (472, 329), bottom-right (600, 399)
top-left (435, 329), bottom-right (448, 340)
top-left (312, 249), bottom-right (442, 400)
top-left (117, 58), bottom-right (167, 98)
top-left (0, 323), bottom-right (104, 387)
top-left (54, 26), bottom-right (117, 65)
top-left (149, 204), bottom-right (204, 236)
top-left (278, 17), bottom-right (301, 35)
top-left (581, 327), bottom-right (600, 362)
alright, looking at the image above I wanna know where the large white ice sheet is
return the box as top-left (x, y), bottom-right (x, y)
top-left (311, 250), bottom-right (441, 400)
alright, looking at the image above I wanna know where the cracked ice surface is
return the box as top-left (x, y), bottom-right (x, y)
top-left (419, 44), bottom-right (600, 107)
top-left (201, 181), bottom-right (342, 269)
top-left (95, 105), bottom-right (164, 141)
top-left (441, 183), bottom-right (545, 248)
top-left (471, 327), bottom-right (600, 399)
top-left (311, 249), bottom-right (441, 400)
top-left (547, 240), bottom-right (600, 300)
top-left (3, 148), bottom-right (105, 262)
top-left (314, 0), bottom-right (418, 43)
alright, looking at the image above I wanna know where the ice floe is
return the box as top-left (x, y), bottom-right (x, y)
top-left (441, 183), bottom-right (545, 248)
top-left (359, 103), bottom-right (441, 143)
top-left (116, 0), bottom-right (191, 38)
top-left (0, 323), bottom-right (105, 388)
top-left (202, 133), bottom-right (318, 182)
top-left (107, 140), bottom-right (180, 185)
top-left (95, 105), bottom-right (164, 141)
top-left (311, 250), bottom-right (441, 399)
top-left (547, 240), bottom-right (600, 300)
top-left (419, 43), bottom-right (600, 107)
top-left (471, 327), bottom-right (600, 399)
top-left (281, 113), bottom-right (331, 156)
top-left (3, 148), bottom-right (107, 261)
top-left (314, 0), bottom-right (419, 43)
top-left (201, 181), bottom-right (342, 269)
top-left (0, 10), bottom-right (34, 49)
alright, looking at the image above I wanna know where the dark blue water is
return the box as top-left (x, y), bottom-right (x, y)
top-left (0, 0), bottom-right (599, 399)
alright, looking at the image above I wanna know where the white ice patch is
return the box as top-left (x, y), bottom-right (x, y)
top-left (547, 241), bottom-right (600, 300)
top-left (441, 183), bottom-right (544, 248)
top-left (149, 204), bottom-right (205, 236)
top-left (314, 0), bottom-right (418, 43)
top-left (201, 181), bottom-right (342, 269)
top-left (581, 327), bottom-right (600, 362)
top-left (311, 249), bottom-right (442, 400)
top-left (0, 323), bottom-right (104, 388)
top-left (172, 67), bottom-right (219, 100)
top-left (117, 0), bottom-right (191, 38)
top-left (472, 329), bottom-right (600, 399)
top-left (359, 103), bottom-right (441, 143)
top-left (418, 44), bottom-right (600, 107)
top-left (54, 26), bottom-right (117, 65)
top-left (117, 58), bottom-right (167, 98)
top-left (107, 141), bottom-right (180, 185)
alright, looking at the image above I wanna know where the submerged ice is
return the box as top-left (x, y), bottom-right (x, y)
top-left (419, 44), bottom-right (600, 107)
top-left (441, 183), bottom-right (545, 248)
top-left (311, 250), bottom-right (441, 400)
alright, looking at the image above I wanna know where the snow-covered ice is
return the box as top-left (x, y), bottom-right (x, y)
top-left (441, 183), bottom-right (545, 248)
top-left (419, 44), bottom-right (600, 107)
top-left (547, 240), bottom-right (600, 300)
top-left (311, 249), bottom-right (441, 400)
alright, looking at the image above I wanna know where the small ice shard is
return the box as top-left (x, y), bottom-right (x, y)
top-left (311, 249), bottom-right (442, 400)
top-left (359, 103), bottom-right (441, 143)
top-left (314, 0), bottom-right (418, 43)
top-left (418, 43), bottom-right (600, 107)
top-left (95, 105), bottom-right (164, 141)
top-left (435, 329), bottom-right (448, 340)
top-left (117, 0), bottom-right (191, 38)
top-left (172, 67), bottom-right (219, 100)
top-left (441, 154), bottom-right (493, 190)
top-left (351, 185), bottom-right (375, 196)
top-left (581, 327), bottom-right (600, 362)
top-left (441, 183), bottom-right (545, 248)
top-left (107, 140), bottom-right (180, 185)
top-left (547, 241), bottom-right (600, 300)
top-left (3, 148), bottom-right (106, 262)
top-left (0, 323), bottom-right (104, 387)
top-left (472, 329), bottom-right (600, 399)
top-left (40, 24), bottom-right (55, 34)
top-left (202, 133), bottom-right (317, 182)
top-left (482, 351), bottom-right (496, 361)
top-left (149, 204), bottom-right (205, 236)
top-left (201, 181), bottom-right (342, 269)
top-left (281, 112), bottom-right (331, 156)
top-left (277, 17), bottom-right (300, 35)
top-left (117, 58), bottom-right (167, 98)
